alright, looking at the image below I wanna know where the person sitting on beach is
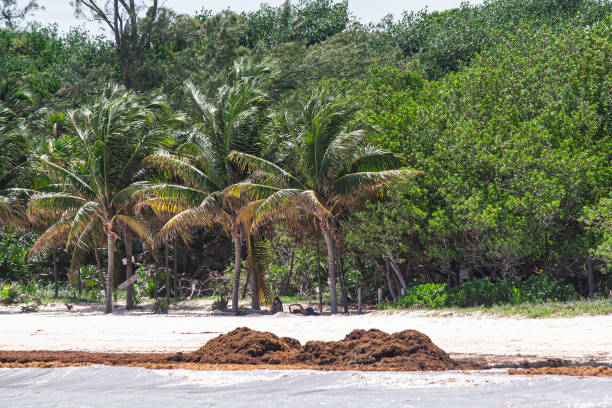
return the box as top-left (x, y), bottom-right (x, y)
top-left (289, 304), bottom-right (317, 316)
top-left (270, 297), bottom-right (283, 314)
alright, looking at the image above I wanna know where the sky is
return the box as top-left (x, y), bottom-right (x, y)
top-left (26, 0), bottom-right (483, 36)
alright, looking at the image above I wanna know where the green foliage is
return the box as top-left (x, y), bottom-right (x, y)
top-left (0, 282), bottom-right (19, 302)
top-left (396, 283), bottom-right (448, 308)
top-left (393, 275), bottom-right (579, 309)
top-left (0, 230), bottom-right (47, 281)
top-left (519, 274), bottom-right (580, 303)
top-left (211, 296), bottom-right (228, 311)
top-left (241, 0), bottom-right (350, 48)
top-left (582, 196), bottom-right (612, 269)
top-left (382, 0), bottom-right (610, 79)
top-left (0, 25), bottom-right (116, 102)
top-left (346, 19), bottom-right (611, 281)
top-left (152, 298), bottom-right (168, 314)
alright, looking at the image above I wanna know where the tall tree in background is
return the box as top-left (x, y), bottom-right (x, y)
top-left (71, 0), bottom-right (161, 90)
top-left (228, 89), bottom-right (421, 313)
top-left (0, 76), bottom-right (32, 224)
top-left (0, 0), bottom-right (39, 28)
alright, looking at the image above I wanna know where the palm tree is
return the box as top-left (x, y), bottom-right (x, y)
top-left (227, 89), bottom-right (421, 313)
top-left (142, 59), bottom-right (276, 313)
top-left (27, 84), bottom-right (179, 313)
top-left (0, 76), bottom-right (32, 224)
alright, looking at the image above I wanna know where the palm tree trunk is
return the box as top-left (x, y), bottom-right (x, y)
top-left (250, 265), bottom-right (260, 310)
top-left (232, 234), bottom-right (241, 314)
top-left (173, 236), bottom-right (178, 300)
top-left (124, 228), bottom-right (134, 310)
top-left (105, 234), bottom-right (115, 314)
top-left (316, 243), bottom-right (323, 313)
top-left (53, 248), bottom-right (58, 298)
top-left (165, 244), bottom-right (170, 302)
top-left (322, 227), bottom-right (337, 314)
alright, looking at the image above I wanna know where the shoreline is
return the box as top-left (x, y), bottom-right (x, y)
top-left (1, 300), bottom-right (611, 377)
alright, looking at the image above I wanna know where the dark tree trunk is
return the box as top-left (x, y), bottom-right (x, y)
top-left (339, 256), bottom-right (349, 313)
top-left (322, 227), bottom-right (337, 314)
top-left (385, 260), bottom-right (397, 302)
top-left (389, 258), bottom-right (407, 295)
top-left (153, 248), bottom-right (158, 299)
top-left (250, 264), bottom-right (260, 310)
top-left (316, 243), bottom-right (323, 313)
top-left (587, 253), bottom-right (594, 298)
top-left (53, 248), bottom-right (58, 298)
top-left (165, 244), bottom-right (170, 302)
top-left (173, 236), bottom-right (178, 299)
top-left (232, 234), bottom-right (242, 313)
top-left (281, 248), bottom-right (295, 296)
top-left (124, 228), bottom-right (134, 310)
top-left (105, 234), bottom-right (116, 314)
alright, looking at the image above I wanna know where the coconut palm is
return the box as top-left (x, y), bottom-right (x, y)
top-left (227, 89), bottom-right (421, 313)
top-left (0, 77), bottom-right (32, 224)
top-left (27, 84), bottom-right (179, 313)
top-left (142, 59), bottom-right (276, 312)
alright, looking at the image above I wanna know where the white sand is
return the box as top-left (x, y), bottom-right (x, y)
top-left (1, 301), bottom-right (611, 364)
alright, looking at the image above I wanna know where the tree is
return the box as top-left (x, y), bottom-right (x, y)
top-left (141, 59), bottom-right (277, 312)
top-left (0, 0), bottom-right (40, 28)
top-left (228, 89), bottom-right (420, 313)
top-left (72, 0), bottom-right (162, 90)
top-left (27, 84), bottom-right (178, 313)
top-left (0, 76), bottom-right (32, 224)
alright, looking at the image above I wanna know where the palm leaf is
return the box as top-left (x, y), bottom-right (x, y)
top-left (142, 151), bottom-right (218, 191)
top-left (111, 214), bottom-right (152, 247)
top-left (332, 169), bottom-right (423, 195)
top-left (225, 182), bottom-right (279, 201)
top-left (29, 217), bottom-right (73, 257)
top-left (350, 149), bottom-right (406, 173)
top-left (66, 201), bottom-right (103, 247)
top-left (227, 151), bottom-right (302, 188)
top-left (36, 155), bottom-right (94, 198)
top-left (28, 193), bottom-right (86, 221)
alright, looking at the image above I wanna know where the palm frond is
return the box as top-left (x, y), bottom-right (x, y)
top-left (29, 217), bottom-right (73, 257)
top-left (332, 169), bottom-right (423, 196)
top-left (36, 156), bottom-right (94, 198)
top-left (319, 129), bottom-right (368, 182)
top-left (144, 183), bottom-right (207, 206)
top-left (228, 151), bottom-right (302, 188)
top-left (66, 201), bottom-right (103, 247)
top-left (350, 149), bottom-right (406, 173)
top-left (28, 193), bottom-right (86, 221)
top-left (111, 215), bottom-right (152, 247)
top-left (155, 192), bottom-right (227, 245)
top-left (134, 197), bottom-right (192, 218)
top-left (225, 182), bottom-right (279, 201)
top-left (142, 151), bottom-right (217, 191)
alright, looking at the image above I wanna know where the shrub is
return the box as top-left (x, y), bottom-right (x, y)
top-left (520, 274), bottom-right (579, 303)
top-left (395, 275), bottom-right (579, 309)
top-left (152, 299), bottom-right (168, 314)
top-left (396, 283), bottom-right (448, 308)
top-left (212, 296), bottom-right (228, 311)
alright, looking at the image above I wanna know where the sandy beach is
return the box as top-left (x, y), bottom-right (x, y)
top-left (1, 301), bottom-right (610, 366)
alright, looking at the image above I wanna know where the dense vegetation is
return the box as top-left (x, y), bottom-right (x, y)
top-left (1, 0), bottom-right (610, 313)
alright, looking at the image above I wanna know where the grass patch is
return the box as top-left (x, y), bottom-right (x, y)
top-left (278, 296), bottom-right (314, 304)
top-left (399, 298), bottom-right (612, 318)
